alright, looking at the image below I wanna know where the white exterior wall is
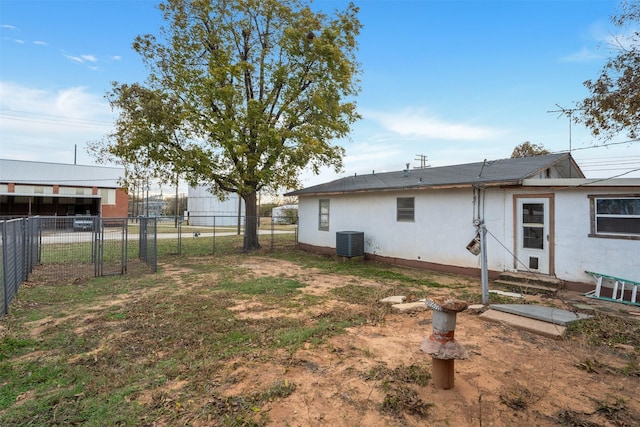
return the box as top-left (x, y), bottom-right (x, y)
top-left (552, 189), bottom-right (639, 283)
top-left (187, 186), bottom-right (244, 227)
top-left (299, 189), bottom-right (488, 268)
top-left (298, 186), bottom-right (640, 284)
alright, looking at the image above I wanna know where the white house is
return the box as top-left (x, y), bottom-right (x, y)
top-left (286, 153), bottom-right (640, 291)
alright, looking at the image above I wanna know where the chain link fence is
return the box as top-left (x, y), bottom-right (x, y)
top-left (1, 215), bottom-right (296, 316)
top-left (1, 217), bottom-right (41, 316)
top-left (1, 216), bottom-right (158, 315)
top-left (167, 215), bottom-right (298, 257)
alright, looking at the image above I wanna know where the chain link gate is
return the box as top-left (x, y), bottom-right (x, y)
top-left (1, 216), bottom-right (157, 316)
top-left (96, 218), bottom-right (129, 277)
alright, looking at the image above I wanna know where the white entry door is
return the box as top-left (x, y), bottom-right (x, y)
top-left (516, 198), bottom-right (550, 274)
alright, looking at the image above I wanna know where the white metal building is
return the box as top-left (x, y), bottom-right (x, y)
top-left (187, 186), bottom-right (244, 227)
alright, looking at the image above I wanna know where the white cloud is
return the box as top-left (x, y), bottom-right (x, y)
top-left (33, 40), bottom-right (48, 46)
top-left (585, 21), bottom-right (638, 53)
top-left (0, 81), bottom-right (112, 123)
top-left (64, 54), bottom-right (84, 63)
top-left (364, 108), bottom-right (505, 141)
top-left (14, 39), bottom-right (24, 44)
top-left (1, 24), bottom-right (17, 30)
top-left (561, 47), bottom-right (602, 62)
top-left (64, 53), bottom-right (98, 64)
top-left (111, 55), bottom-right (122, 61)
top-left (0, 81), bottom-right (114, 165)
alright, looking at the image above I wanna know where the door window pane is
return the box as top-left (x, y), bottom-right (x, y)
top-left (522, 203), bottom-right (544, 224)
top-left (523, 226), bottom-right (544, 249)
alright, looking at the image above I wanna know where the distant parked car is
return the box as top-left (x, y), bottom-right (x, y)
top-left (72, 217), bottom-right (95, 231)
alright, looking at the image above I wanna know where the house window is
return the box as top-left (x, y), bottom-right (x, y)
top-left (590, 196), bottom-right (640, 239)
top-left (318, 199), bottom-right (330, 231)
top-left (397, 197), bottom-right (415, 222)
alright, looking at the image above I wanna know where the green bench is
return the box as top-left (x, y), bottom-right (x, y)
top-left (585, 271), bottom-right (640, 306)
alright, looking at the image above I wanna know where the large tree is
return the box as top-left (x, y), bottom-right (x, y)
top-left (579, 1), bottom-right (640, 141)
top-left (510, 141), bottom-right (550, 158)
top-left (98, 0), bottom-right (361, 250)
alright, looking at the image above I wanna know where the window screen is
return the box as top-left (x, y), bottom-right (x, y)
top-left (397, 197), bottom-right (415, 222)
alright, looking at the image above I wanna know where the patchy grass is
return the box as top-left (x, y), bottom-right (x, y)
top-left (380, 385), bottom-right (433, 418)
top-left (216, 276), bottom-right (307, 297)
top-left (365, 363), bottom-right (431, 387)
top-left (2, 250), bottom-right (639, 426)
top-left (1, 253), bottom-right (418, 425)
top-left (565, 312), bottom-right (640, 347)
top-left (499, 384), bottom-right (536, 410)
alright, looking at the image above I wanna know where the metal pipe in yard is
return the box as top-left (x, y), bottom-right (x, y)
top-left (421, 297), bottom-right (468, 390)
top-left (480, 222), bottom-right (489, 306)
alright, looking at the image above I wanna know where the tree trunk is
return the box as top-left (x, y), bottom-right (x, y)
top-left (243, 190), bottom-right (260, 251)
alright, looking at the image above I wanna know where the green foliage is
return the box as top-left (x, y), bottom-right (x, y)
top-left (579, 1), bottom-right (640, 141)
top-left (510, 141), bottom-right (550, 158)
top-left (94, 0), bottom-right (362, 250)
top-left (259, 202), bottom-right (279, 217)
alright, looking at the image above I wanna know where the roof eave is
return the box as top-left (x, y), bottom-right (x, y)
top-left (290, 180), bottom-right (522, 197)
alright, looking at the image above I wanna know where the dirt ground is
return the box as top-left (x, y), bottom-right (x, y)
top-left (12, 256), bottom-right (640, 426)
top-left (176, 257), bottom-right (639, 427)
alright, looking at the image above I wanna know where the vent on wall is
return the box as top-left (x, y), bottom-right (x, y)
top-left (336, 231), bottom-right (364, 257)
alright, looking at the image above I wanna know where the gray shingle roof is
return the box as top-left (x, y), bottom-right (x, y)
top-left (0, 159), bottom-right (124, 188)
top-left (287, 153), bottom-right (582, 196)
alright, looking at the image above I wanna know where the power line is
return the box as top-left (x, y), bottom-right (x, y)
top-left (0, 109), bottom-right (113, 127)
top-left (558, 138), bottom-right (640, 152)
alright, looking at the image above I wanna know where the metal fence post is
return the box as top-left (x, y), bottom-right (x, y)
top-left (177, 220), bottom-right (182, 256)
top-left (1, 220), bottom-right (7, 315)
top-left (271, 216), bottom-right (275, 251)
top-left (212, 216), bottom-right (216, 255)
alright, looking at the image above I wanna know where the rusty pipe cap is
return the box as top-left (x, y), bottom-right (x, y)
top-left (424, 297), bottom-right (468, 313)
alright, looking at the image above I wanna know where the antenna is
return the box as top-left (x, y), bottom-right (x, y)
top-left (547, 104), bottom-right (584, 154)
top-left (414, 154), bottom-right (430, 169)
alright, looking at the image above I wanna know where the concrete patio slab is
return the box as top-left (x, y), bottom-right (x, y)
top-left (480, 309), bottom-right (566, 340)
top-left (490, 304), bottom-right (591, 326)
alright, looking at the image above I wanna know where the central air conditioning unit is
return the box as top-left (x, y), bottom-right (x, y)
top-left (336, 231), bottom-right (364, 258)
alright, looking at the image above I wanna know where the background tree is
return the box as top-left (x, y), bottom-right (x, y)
top-left (511, 141), bottom-right (550, 158)
top-left (579, 1), bottom-right (640, 141)
top-left (97, 0), bottom-right (362, 250)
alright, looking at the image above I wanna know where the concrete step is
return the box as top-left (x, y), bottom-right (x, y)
top-left (493, 279), bottom-right (558, 296)
top-left (498, 271), bottom-right (563, 287)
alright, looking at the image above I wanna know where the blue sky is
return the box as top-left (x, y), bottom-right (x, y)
top-left (1, 0), bottom-right (639, 193)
